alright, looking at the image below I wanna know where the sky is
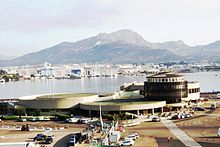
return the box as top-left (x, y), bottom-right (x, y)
top-left (1, 0), bottom-right (220, 56)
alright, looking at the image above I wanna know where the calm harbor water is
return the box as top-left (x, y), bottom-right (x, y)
top-left (0, 71), bottom-right (220, 98)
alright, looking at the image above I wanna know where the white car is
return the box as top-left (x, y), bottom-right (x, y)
top-left (126, 134), bottom-right (139, 140)
top-left (45, 127), bottom-right (53, 130)
top-left (184, 113), bottom-right (193, 118)
top-left (152, 117), bottom-right (161, 122)
top-left (28, 117), bottom-right (36, 122)
top-left (44, 117), bottom-right (50, 121)
top-left (65, 118), bottom-right (79, 123)
top-left (119, 140), bottom-right (134, 146)
top-left (130, 133), bottom-right (139, 139)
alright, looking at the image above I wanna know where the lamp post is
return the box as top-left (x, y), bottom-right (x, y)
top-left (99, 105), bottom-right (103, 132)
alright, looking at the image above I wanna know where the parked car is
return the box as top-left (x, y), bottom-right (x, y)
top-left (45, 127), bottom-right (53, 130)
top-left (171, 114), bottom-right (181, 120)
top-left (36, 116), bottom-right (44, 121)
top-left (183, 113), bottom-right (193, 118)
top-left (44, 117), bottom-right (50, 121)
top-left (28, 117), bottom-right (36, 122)
top-left (152, 117), bottom-right (161, 122)
top-left (18, 118), bottom-right (27, 122)
top-left (78, 118), bottom-right (91, 124)
top-left (126, 134), bottom-right (139, 140)
top-left (119, 139), bottom-right (134, 146)
top-left (193, 107), bottom-right (205, 111)
top-left (33, 134), bottom-right (46, 141)
top-left (130, 133), bottom-right (139, 139)
top-left (45, 136), bottom-right (53, 144)
top-left (123, 138), bottom-right (134, 142)
top-left (65, 118), bottom-right (79, 123)
top-left (180, 114), bottom-right (185, 119)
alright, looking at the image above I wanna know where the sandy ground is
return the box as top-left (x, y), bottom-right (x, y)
top-left (174, 99), bottom-right (220, 146)
top-left (0, 117), bottom-right (194, 147)
top-left (119, 121), bottom-right (183, 147)
top-left (0, 121), bottom-right (86, 147)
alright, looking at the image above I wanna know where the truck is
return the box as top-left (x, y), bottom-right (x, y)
top-left (218, 128), bottom-right (220, 136)
top-left (109, 131), bottom-right (121, 143)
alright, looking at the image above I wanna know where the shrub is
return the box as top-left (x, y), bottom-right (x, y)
top-left (2, 116), bottom-right (19, 120)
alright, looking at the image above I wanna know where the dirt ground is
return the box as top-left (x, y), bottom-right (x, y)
top-left (0, 120), bottom-right (86, 129)
top-left (0, 119), bottom-right (181, 147)
top-left (174, 99), bottom-right (220, 146)
top-left (0, 121), bottom-right (86, 147)
top-left (119, 121), bottom-right (182, 147)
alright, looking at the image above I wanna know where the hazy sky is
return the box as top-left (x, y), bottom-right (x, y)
top-left (1, 0), bottom-right (220, 56)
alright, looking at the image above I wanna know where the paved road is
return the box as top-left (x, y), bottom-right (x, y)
top-left (53, 133), bottom-right (73, 147)
top-left (162, 119), bottom-right (202, 147)
top-left (43, 130), bottom-right (78, 147)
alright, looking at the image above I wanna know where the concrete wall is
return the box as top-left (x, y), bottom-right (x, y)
top-left (80, 101), bottom-right (166, 111)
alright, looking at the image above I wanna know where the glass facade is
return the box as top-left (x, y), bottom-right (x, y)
top-left (144, 81), bottom-right (188, 104)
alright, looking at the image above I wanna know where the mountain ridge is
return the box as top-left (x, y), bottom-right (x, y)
top-left (0, 29), bottom-right (220, 66)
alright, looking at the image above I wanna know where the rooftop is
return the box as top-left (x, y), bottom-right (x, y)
top-left (36, 93), bottom-right (96, 99)
top-left (148, 72), bottom-right (183, 78)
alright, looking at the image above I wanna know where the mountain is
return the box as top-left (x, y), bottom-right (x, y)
top-left (151, 40), bottom-right (192, 56)
top-left (0, 29), bottom-right (220, 66)
top-left (0, 30), bottom-right (180, 66)
top-left (189, 41), bottom-right (220, 60)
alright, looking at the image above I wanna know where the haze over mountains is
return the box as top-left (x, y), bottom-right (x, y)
top-left (0, 29), bottom-right (220, 66)
top-left (0, 55), bottom-right (17, 60)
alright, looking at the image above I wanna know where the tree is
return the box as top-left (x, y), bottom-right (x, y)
top-left (30, 74), bottom-right (35, 78)
top-left (33, 109), bottom-right (41, 117)
top-left (0, 103), bottom-right (8, 117)
top-left (2, 75), bottom-right (9, 82)
top-left (15, 106), bottom-right (26, 119)
top-left (0, 70), bottom-right (7, 76)
top-left (12, 73), bottom-right (20, 81)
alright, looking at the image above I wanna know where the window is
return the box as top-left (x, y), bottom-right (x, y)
top-left (189, 89), bottom-right (192, 94)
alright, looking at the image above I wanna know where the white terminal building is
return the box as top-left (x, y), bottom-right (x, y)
top-left (122, 72), bottom-right (200, 104)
